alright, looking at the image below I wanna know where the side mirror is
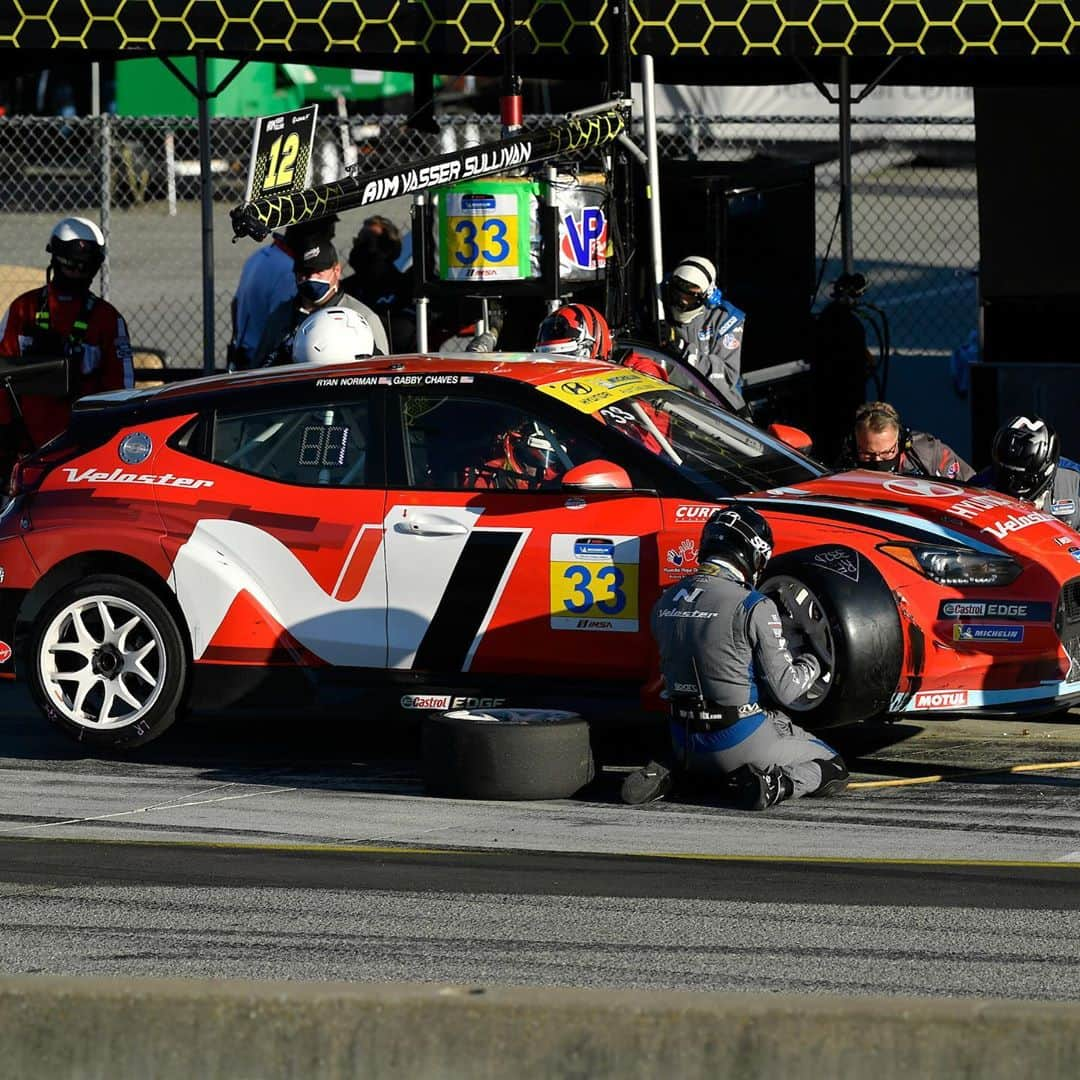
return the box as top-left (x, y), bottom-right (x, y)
top-left (767, 423), bottom-right (814, 455)
top-left (561, 459), bottom-right (633, 491)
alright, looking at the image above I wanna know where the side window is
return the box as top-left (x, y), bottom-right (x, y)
top-left (402, 393), bottom-right (602, 491)
top-left (210, 399), bottom-right (371, 487)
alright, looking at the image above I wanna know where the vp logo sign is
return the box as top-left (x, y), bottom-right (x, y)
top-left (561, 208), bottom-right (607, 271)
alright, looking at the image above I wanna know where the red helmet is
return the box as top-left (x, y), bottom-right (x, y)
top-left (535, 303), bottom-right (612, 361)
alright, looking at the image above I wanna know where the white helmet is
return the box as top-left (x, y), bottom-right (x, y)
top-left (291, 306), bottom-right (376, 365)
top-left (666, 255), bottom-right (719, 325)
top-left (47, 216), bottom-right (106, 280)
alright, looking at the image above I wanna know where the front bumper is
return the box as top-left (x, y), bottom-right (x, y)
top-left (888, 681), bottom-right (1080, 718)
top-left (889, 575), bottom-right (1080, 718)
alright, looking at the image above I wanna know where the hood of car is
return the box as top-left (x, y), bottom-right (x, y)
top-left (752, 470), bottom-right (1080, 561)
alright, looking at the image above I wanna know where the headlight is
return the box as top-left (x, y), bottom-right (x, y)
top-left (878, 543), bottom-right (1022, 587)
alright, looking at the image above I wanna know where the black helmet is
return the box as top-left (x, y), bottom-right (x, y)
top-left (991, 415), bottom-right (1059, 502)
top-left (699, 505), bottom-right (774, 585)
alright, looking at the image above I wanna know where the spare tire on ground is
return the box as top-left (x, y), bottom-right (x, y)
top-left (422, 708), bottom-right (594, 800)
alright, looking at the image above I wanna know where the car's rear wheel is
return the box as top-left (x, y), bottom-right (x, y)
top-left (29, 575), bottom-right (187, 750)
top-left (760, 545), bottom-right (903, 727)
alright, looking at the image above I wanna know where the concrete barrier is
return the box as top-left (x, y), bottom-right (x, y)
top-left (1, 976), bottom-right (1078, 1079)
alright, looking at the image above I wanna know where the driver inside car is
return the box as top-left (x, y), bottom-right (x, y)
top-left (465, 420), bottom-right (571, 490)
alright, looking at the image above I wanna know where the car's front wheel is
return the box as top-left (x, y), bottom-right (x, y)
top-left (29, 574), bottom-right (187, 750)
top-left (760, 545), bottom-right (903, 727)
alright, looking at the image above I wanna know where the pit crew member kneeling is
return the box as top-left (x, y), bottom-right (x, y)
top-left (622, 505), bottom-right (849, 809)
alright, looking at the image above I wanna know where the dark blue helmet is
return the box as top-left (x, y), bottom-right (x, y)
top-left (699, 505), bottom-right (774, 584)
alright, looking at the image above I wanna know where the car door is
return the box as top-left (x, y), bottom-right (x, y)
top-left (159, 383), bottom-right (388, 669)
top-left (382, 379), bottom-right (663, 681)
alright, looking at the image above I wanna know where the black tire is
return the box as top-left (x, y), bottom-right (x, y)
top-left (760, 545), bottom-right (903, 727)
top-left (27, 574), bottom-right (188, 751)
top-left (422, 709), bottom-right (594, 800)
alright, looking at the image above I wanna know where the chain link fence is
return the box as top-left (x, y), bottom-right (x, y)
top-left (0, 111), bottom-right (977, 371)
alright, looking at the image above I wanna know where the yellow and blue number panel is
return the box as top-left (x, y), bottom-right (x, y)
top-left (550, 534), bottom-right (639, 633)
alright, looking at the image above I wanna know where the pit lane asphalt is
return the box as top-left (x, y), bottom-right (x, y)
top-left (2, 683), bottom-right (1080, 997)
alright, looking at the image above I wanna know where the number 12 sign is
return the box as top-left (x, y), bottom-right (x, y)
top-left (245, 106), bottom-right (319, 202)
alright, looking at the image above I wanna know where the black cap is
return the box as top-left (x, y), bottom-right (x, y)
top-left (294, 240), bottom-right (339, 275)
top-left (284, 215), bottom-right (339, 245)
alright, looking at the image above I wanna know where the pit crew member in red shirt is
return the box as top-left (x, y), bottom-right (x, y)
top-left (0, 216), bottom-right (133, 480)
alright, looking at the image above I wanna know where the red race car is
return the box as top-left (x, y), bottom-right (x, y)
top-left (1, 353), bottom-right (1079, 750)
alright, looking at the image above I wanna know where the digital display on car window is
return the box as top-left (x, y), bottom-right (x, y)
top-left (299, 425), bottom-right (349, 468)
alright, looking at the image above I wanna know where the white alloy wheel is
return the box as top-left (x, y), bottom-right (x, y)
top-left (37, 594), bottom-right (167, 731)
top-left (760, 574), bottom-right (836, 712)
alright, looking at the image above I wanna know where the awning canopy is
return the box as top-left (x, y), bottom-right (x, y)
top-left (0, 1), bottom-right (1075, 86)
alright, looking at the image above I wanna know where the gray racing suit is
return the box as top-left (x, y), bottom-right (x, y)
top-left (651, 560), bottom-right (843, 797)
top-left (671, 303), bottom-right (746, 411)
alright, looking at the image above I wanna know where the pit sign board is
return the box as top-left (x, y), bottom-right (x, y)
top-left (436, 178), bottom-right (538, 282)
top-left (245, 105), bottom-right (319, 202)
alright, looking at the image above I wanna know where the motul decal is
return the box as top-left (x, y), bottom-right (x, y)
top-left (912, 690), bottom-right (968, 710)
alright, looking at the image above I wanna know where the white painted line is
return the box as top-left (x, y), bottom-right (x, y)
top-left (0, 785), bottom-right (297, 834)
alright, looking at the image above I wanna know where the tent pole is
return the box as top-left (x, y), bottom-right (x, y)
top-left (838, 56), bottom-right (854, 276)
top-left (196, 52), bottom-right (215, 373)
top-left (641, 54), bottom-right (664, 325)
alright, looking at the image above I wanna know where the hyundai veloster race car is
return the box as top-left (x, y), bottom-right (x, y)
top-left (2, 353), bottom-right (1079, 750)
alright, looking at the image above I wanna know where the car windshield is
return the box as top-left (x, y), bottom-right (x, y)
top-left (590, 387), bottom-right (826, 496)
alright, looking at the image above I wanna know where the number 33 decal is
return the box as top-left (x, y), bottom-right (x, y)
top-left (453, 218), bottom-right (511, 266)
top-left (562, 564), bottom-right (627, 616)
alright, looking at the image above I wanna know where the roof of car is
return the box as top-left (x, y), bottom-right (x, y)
top-left (79, 353), bottom-right (620, 413)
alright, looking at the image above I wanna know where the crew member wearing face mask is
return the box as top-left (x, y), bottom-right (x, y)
top-left (228, 214), bottom-right (339, 370)
top-left (661, 255), bottom-right (746, 412)
top-left (0, 216), bottom-right (133, 485)
top-left (838, 401), bottom-right (973, 480)
top-left (829, 401), bottom-right (976, 477)
top-left (340, 215), bottom-right (416, 353)
top-left (251, 239), bottom-right (388, 367)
